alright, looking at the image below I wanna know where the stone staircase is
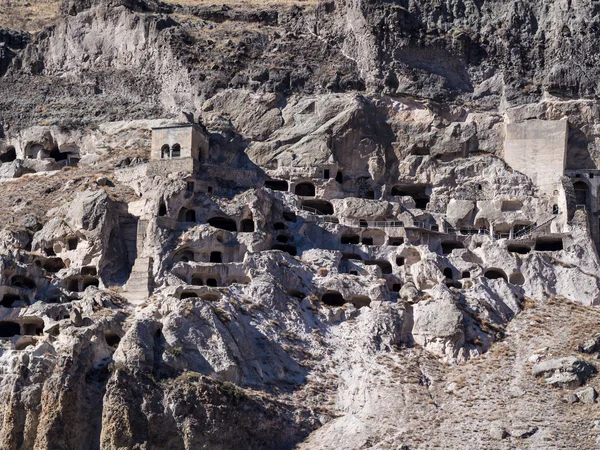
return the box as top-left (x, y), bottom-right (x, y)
top-left (123, 219), bottom-right (152, 304)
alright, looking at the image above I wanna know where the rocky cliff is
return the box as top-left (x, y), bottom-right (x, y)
top-left (1, 0), bottom-right (600, 449)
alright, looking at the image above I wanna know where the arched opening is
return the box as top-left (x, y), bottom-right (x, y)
top-left (361, 230), bottom-right (386, 246)
top-left (302, 200), bottom-right (334, 215)
top-left (388, 237), bottom-right (404, 246)
top-left (240, 219), bottom-right (255, 232)
top-left (553, 204), bottom-right (559, 215)
top-left (272, 244), bottom-right (297, 256)
top-left (341, 234), bottom-right (360, 245)
top-left (1, 294), bottom-right (27, 308)
top-left (0, 321), bottom-right (21, 337)
top-left (573, 181), bottom-right (590, 208)
top-left (206, 278), bottom-right (218, 287)
top-left (82, 277), bottom-right (99, 290)
top-left (180, 291), bottom-right (198, 299)
top-left (174, 250), bottom-right (194, 263)
top-left (22, 321), bottom-right (43, 336)
top-left (104, 332), bottom-right (121, 348)
top-left (483, 268), bottom-right (507, 282)
top-left (507, 244), bottom-right (531, 254)
top-left (68, 279), bottom-right (80, 292)
top-left (81, 266), bottom-right (97, 276)
top-left (276, 235), bottom-right (289, 243)
top-left (49, 147), bottom-right (68, 162)
top-left (158, 202), bottom-right (167, 217)
top-left (396, 257), bottom-right (405, 266)
top-left (208, 217), bottom-right (237, 232)
top-left (191, 277), bottom-right (203, 286)
top-left (209, 251), bottom-right (222, 263)
top-left (171, 143), bottom-right (181, 158)
top-left (335, 171), bottom-right (343, 184)
top-left (43, 258), bottom-right (65, 273)
top-left (443, 268), bottom-right (453, 279)
top-left (509, 272), bottom-right (525, 286)
top-left (351, 296), bottom-right (371, 308)
top-left (441, 241), bottom-right (465, 255)
top-left (178, 208), bottom-right (196, 223)
top-left (45, 247), bottom-right (56, 257)
top-left (273, 222), bottom-right (285, 230)
top-left (535, 238), bottom-right (564, 252)
top-left (161, 144), bottom-right (170, 159)
top-left (392, 283), bottom-right (402, 292)
top-left (365, 260), bottom-right (393, 274)
top-left (391, 185), bottom-right (430, 209)
top-left (185, 210), bottom-right (196, 222)
top-left (295, 182), bottom-right (316, 197)
top-left (321, 291), bottom-right (345, 306)
top-left (461, 271), bottom-right (471, 279)
top-left (0, 146), bottom-right (16, 163)
top-left (11, 275), bottom-right (35, 289)
top-left (359, 219), bottom-right (368, 228)
top-left (265, 180), bottom-right (288, 191)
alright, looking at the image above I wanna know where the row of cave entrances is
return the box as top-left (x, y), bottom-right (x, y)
top-left (0, 320), bottom-right (43, 338)
top-left (320, 291), bottom-right (371, 308)
top-left (266, 180), bottom-right (431, 209)
top-left (163, 206), bottom-right (257, 233)
top-left (0, 145), bottom-right (79, 164)
top-left (443, 267), bottom-right (525, 286)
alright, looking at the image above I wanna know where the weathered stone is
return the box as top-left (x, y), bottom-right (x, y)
top-left (533, 357), bottom-right (597, 389)
top-left (576, 387), bottom-right (598, 404)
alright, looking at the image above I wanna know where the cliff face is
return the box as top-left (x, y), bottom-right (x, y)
top-left (322, 0), bottom-right (600, 102)
top-left (1, 0), bottom-right (600, 449)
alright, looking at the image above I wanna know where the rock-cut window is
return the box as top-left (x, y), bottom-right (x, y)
top-left (161, 144), bottom-right (170, 159)
top-left (171, 143), bottom-right (181, 158)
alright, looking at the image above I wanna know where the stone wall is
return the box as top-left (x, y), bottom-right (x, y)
top-left (146, 157), bottom-right (197, 177)
top-left (504, 119), bottom-right (568, 195)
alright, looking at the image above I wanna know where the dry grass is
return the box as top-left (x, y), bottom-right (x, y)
top-left (0, 0), bottom-right (61, 32)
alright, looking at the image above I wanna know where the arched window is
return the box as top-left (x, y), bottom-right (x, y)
top-left (171, 143), bottom-right (181, 158)
top-left (295, 182), bottom-right (316, 197)
top-left (573, 181), bottom-right (590, 209)
top-left (161, 144), bottom-right (170, 159)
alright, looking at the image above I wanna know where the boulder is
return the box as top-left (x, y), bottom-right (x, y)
top-left (532, 357), bottom-right (597, 389)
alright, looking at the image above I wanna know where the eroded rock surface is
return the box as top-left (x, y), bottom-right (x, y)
top-left (1, 0), bottom-right (600, 448)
